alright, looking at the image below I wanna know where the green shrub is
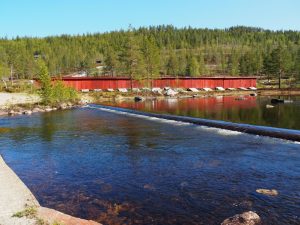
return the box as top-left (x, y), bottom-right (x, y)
top-left (37, 60), bottom-right (78, 106)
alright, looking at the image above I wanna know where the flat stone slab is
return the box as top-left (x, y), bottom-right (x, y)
top-left (0, 156), bottom-right (39, 225)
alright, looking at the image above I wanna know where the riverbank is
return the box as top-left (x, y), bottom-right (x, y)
top-left (0, 155), bottom-right (100, 225)
top-left (1, 88), bottom-right (299, 117)
top-left (0, 92), bottom-right (81, 117)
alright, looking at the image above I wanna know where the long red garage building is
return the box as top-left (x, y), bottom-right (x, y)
top-left (60, 76), bottom-right (257, 91)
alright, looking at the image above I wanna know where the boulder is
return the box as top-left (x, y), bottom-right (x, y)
top-left (8, 110), bottom-right (15, 116)
top-left (45, 108), bottom-right (52, 112)
top-left (221, 211), bottom-right (261, 225)
top-left (23, 110), bottom-right (32, 115)
top-left (132, 88), bottom-right (141, 93)
top-left (188, 88), bottom-right (199, 92)
top-left (118, 88), bottom-right (128, 93)
top-left (32, 107), bottom-right (41, 113)
top-left (59, 103), bottom-right (68, 110)
top-left (165, 89), bottom-right (178, 97)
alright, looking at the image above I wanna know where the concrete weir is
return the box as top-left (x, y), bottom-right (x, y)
top-left (0, 155), bottom-right (100, 225)
top-left (90, 104), bottom-right (300, 142)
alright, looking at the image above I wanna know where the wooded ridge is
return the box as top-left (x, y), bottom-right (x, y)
top-left (0, 25), bottom-right (299, 81)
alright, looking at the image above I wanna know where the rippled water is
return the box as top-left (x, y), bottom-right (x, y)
top-left (0, 108), bottom-right (299, 225)
top-left (107, 95), bottom-right (300, 130)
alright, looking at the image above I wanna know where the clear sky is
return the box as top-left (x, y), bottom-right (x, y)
top-left (0, 0), bottom-right (300, 38)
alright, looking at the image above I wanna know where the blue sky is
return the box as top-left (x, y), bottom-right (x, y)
top-left (0, 0), bottom-right (300, 38)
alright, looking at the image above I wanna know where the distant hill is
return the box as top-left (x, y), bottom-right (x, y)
top-left (0, 25), bottom-right (299, 80)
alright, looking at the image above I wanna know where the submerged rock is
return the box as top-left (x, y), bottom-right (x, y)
top-left (266, 104), bottom-right (274, 109)
top-left (256, 188), bottom-right (278, 196)
top-left (221, 211), bottom-right (261, 225)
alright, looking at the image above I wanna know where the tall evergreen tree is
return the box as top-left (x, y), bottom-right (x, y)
top-left (120, 30), bottom-right (145, 89)
top-left (227, 51), bottom-right (240, 76)
top-left (141, 36), bottom-right (160, 88)
top-left (166, 50), bottom-right (179, 75)
top-left (104, 46), bottom-right (118, 76)
top-left (187, 55), bottom-right (200, 76)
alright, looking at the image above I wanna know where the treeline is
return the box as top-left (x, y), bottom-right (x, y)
top-left (0, 25), bottom-right (300, 81)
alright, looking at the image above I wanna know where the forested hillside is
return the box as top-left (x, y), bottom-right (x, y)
top-left (0, 25), bottom-right (300, 81)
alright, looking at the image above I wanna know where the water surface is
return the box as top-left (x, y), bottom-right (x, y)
top-left (107, 95), bottom-right (300, 130)
top-left (0, 108), bottom-right (299, 225)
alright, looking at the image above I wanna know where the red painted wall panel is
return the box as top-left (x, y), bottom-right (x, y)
top-left (58, 77), bottom-right (256, 91)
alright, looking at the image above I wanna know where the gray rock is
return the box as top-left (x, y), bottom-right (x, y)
top-left (45, 108), bottom-right (52, 112)
top-left (8, 110), bottom-right (15, 116)
top-left (32, 108), bottom-right (40, 113)
top-left (23, 110), bottom-right (32, 115)
top-left (59, 103), bottom-right (67, 110)
top-left (221, 211), bottom-right (261, 225)
top-left (165, 89), bottom-right (178, 97)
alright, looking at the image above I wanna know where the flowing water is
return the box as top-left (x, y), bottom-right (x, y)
top-left (0, 99), bottom-right (299, 225)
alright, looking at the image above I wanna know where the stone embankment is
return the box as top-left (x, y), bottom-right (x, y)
top-left (0, 92), bottom-right (85, 117)
top-left (0, 155), bottom-right (101, 225)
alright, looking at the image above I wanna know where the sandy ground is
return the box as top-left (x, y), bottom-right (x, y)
top-left (0, 93), bottom-right (40, 109)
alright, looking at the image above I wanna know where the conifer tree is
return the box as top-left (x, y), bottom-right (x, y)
top-left (187, 55), bottom-right (200, 77)
top-left (141, 36), bottom-right (160, 88)
top-left (120, 29), bottom-right (145, 89)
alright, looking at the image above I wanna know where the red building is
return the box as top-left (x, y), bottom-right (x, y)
top-left (59, 76), bottom-right (257, 91)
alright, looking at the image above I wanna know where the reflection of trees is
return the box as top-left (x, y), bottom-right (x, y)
top-left (40, 113), bottom-right (57, 142)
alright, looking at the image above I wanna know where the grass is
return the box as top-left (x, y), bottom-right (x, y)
top-left (12, 207), bottom-right (37, 219)
top-left (12, 207), bottom-right (65, 225)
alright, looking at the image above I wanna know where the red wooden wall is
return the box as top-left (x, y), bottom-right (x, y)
top-left (59, 77), bottom-right (257, 91)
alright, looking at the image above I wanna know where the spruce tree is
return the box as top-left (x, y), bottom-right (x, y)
top-left (120, 30), bottom-right (145, 89)
top-left (141, 36), bottom-right (160, 88)
top-left (187, 55), bottom-right (200, 77)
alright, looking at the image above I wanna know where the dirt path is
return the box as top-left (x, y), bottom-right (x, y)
top-left (0, 93), bottom-right (40, 109)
